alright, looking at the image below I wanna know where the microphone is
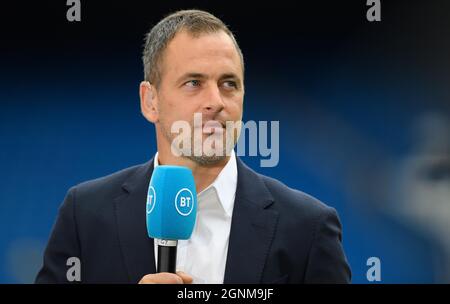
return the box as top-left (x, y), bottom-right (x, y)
top-left (146, 165), bottom-right (197, 273)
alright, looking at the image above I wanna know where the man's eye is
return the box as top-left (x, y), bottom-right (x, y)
top-left (185, 80), bottom-right (201, 87)
top-left (223, 81), bottom-right (238, 89)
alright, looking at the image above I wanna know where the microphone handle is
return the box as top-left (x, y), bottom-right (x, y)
top-left (156, 239), bottom-right (177, 273)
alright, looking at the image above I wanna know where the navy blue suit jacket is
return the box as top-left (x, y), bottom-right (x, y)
top-left (36, 157), bottom-right (351, 283)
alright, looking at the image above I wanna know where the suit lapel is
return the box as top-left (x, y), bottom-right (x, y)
top-left (114, 160), bottom-right (156, 283)
top-left (224, 159), bottom-right (279, 283)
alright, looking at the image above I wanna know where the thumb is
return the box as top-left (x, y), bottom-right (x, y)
top-left (176, 271), bottom-right (193, 284)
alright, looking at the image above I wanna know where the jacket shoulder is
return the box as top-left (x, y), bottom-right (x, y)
top-left (258, 173), bottom-right (336, 218)
top-left (68, 161), bottom-right (150, 210)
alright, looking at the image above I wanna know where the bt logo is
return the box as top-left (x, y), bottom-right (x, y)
top-left (146, 186), bottom-right (156, 214)
top-left (175, 188), bottom-right (195, 216)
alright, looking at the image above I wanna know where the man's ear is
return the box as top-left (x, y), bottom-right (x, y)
top-left (140, 81), bottom-right (159, 123)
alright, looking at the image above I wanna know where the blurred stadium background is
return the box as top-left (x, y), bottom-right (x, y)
top-left (0, 0), bottom-right (449, 283)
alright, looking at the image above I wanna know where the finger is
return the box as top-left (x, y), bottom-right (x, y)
top-left (139, 273), bottom-right (183, 284)
top-left (176, 271), bottom-right (194, 284)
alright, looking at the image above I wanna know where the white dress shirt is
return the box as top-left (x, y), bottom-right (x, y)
top-left (153, 150), bottom-right (238, 283)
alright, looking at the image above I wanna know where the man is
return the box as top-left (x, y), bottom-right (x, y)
top-left (36, 9), bottom-right (351, 284)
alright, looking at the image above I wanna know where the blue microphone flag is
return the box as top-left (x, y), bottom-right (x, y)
top-left (146, 165), bottom-right (197, 240)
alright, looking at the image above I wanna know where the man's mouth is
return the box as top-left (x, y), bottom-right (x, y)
top-left (201, 121), bottom-right (225, 134)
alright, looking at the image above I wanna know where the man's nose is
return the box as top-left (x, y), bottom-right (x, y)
top-left (203, 84), bottom-right (225, 114)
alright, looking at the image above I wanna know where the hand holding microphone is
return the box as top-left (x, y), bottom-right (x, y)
top-left (138, 271), bottom-right (193, 284)
top-left (139, 165), bottom-right (197, 284)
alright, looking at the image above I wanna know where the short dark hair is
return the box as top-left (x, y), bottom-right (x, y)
top-left (142, 9), bottom-right (244, 87)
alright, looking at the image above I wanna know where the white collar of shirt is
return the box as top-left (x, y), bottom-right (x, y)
top-left (153, 150), bottom-right (238, 217)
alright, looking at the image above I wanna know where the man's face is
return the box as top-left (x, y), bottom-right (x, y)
top-left (146, 30), bottom-right (244, 165)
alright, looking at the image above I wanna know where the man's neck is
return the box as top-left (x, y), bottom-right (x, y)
top-left (156, 150), bottom-right (230, 194)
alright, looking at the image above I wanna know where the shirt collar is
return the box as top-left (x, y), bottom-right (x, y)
top-left (153, 150), bottom-right (237, 217)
